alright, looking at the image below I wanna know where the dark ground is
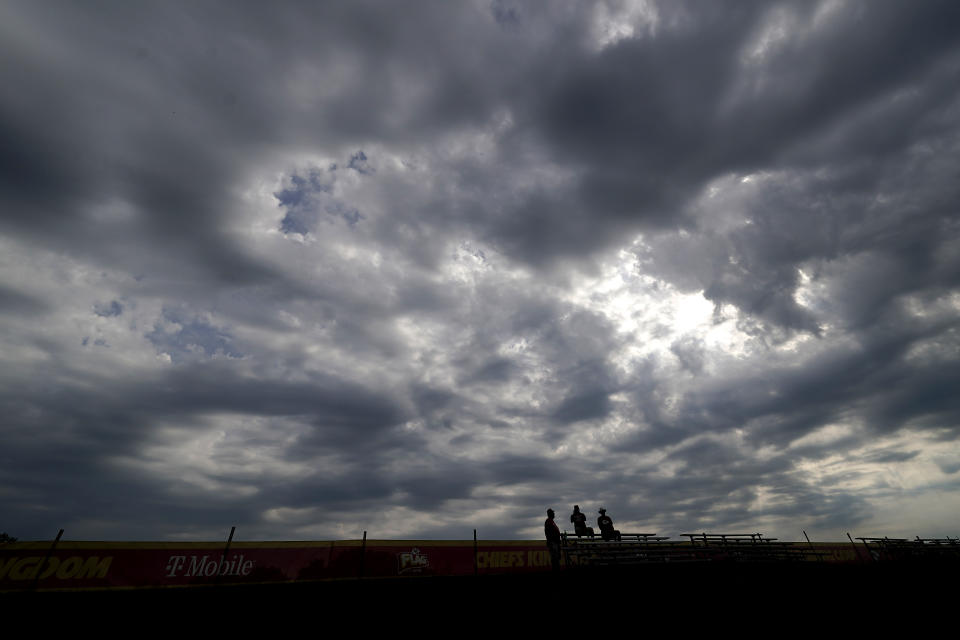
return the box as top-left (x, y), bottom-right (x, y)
top-left (3, 562), bottom-right (953, 630)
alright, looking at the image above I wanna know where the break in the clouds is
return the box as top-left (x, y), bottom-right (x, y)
top-left (2, 0), bottom-right (959, 542)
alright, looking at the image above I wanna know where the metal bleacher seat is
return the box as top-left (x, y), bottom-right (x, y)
top-left (856, 536), bottom-right (960, 563)
top-left (562, 531), bottom-right (828, 566)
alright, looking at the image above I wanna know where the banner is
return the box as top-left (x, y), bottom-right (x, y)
top-left (0, 540), bottom-right (560, 591)
top-left (0, 540), bottom-right (860, 591)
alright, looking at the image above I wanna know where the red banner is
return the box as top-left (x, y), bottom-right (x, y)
top-left (0, 540), bottom-right (859, 591)
top-left (0, 540), bottom-right (560, 591)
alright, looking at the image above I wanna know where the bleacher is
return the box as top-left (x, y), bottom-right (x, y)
top-left (680, 532), bottom-right (826, 563)
top-left (561, 531), bottom-right (828, 566)
top-left (561, 532), bottom-right (684, 566)
top-left (856, 536), bottom-right (960, 563)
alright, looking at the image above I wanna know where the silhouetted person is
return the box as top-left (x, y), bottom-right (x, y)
top-left (570, 505), bottom-right (594, 536)
top-left (545, 508), bottom-right (562, 571)
top-left (597, 507), bottom-right (620, 542)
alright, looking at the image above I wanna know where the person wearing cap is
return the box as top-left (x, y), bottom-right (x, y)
top-left (597, 507), bottom-right (621, 542)
top-left (544, 508), bottom-right (562, 571)
top-left (570, 505), bottom-right (594, 536)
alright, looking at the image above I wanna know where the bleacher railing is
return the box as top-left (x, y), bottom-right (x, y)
top-left (856, 536), bottom-right (960, 563)
top-left (561, 531), bottom-right (829, 566)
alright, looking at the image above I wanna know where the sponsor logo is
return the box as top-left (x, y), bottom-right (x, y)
top-left (476, 550), bottom-right (552, 568)
top-left (397, 547), bottom-right (429, 574)
top-left (164, 554), bottom-right (255, 578)
top-left (0, 556), bottom-right (113, 581)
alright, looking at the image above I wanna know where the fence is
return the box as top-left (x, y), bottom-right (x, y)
top-left (2, 528), bottom-right (953, 591)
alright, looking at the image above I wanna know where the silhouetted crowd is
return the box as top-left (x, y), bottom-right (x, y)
top-left (544, 505), bottom-right (623, 571)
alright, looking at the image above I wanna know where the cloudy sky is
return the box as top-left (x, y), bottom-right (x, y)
top-left (2, 1), bottom-right (959, 543)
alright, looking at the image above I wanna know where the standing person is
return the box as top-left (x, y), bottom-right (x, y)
top-left (545, 508), bottom-right (562, 571)
top-left (597, 507), bottom-right (621, 542)
top-left (570, 505), bottom-right (594, 536)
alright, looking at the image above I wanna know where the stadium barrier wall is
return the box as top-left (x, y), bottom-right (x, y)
top-left (0, 540), bottom-right (862, 592)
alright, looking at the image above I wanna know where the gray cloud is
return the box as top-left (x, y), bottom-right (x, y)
top-left (0, 284), bottom-right (48, 316)
top-left (1, 1), bottom-right (959, 542)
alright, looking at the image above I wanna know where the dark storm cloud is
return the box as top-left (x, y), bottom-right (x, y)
top-left (0, 0), bottom-right (521, 283)
top-left (0, 352), bottom-right (412, 537)
top-left (2, 1), bottom-right (959, 541)
top-left (456, 356), bottom-right (518, 386)
top-left (0, 361), bottom-right (408, 467)
top-left (0, 284), bottom-right (48, 316)
top-left (627, 309), bottom-right (960, 455)
top-left (551, 390), bottom-right (613, 425)
top-left (505, 0), bottom-right (960, 335)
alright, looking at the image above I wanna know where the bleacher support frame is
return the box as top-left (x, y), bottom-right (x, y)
top-left (561, 531), bottom-right (829, 567)
top-left (856, 536), bottom-right (960, 563)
